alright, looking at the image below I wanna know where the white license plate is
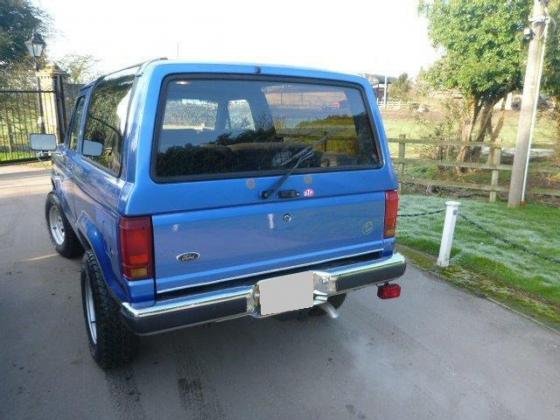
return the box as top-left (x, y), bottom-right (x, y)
top-left (258, 272), bottom-right (314, 316)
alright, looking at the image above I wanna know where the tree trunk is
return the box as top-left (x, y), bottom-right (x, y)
top-left (470, 102), bottom-right (497, 161)
top-left (457, 97), bottom-right (504, 166)
top-left (486, 100), bottom-right (506, 165)
top-left (456, 99), bottom-right (481, 169)
top-left (553, 98), bottom-right (560, 164)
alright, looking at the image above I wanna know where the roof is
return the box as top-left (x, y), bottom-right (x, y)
top-left (86, 58), bottom-right (371, 88)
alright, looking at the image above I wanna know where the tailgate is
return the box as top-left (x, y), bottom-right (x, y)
top-left (152, 190), bottom-right (386, 293)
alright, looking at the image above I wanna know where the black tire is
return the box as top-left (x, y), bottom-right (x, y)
top-left (45, 192), bottom-right (83, 258)
top-left (81, 251), bottom-right (139, 369)
top-left (308, 293), bottom-right (347, 317)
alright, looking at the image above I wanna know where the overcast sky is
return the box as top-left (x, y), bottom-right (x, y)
top-left (36, 0), bottom-right (439, 77)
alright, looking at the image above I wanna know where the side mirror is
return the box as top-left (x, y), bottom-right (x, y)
top-left (82, 139), bottom-right (103, 157)
top-left (29, 133), bottom-right (57, 151)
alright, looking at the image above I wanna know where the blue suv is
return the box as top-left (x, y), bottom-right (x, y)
top-left (31, 60), bottom-right (406, 369)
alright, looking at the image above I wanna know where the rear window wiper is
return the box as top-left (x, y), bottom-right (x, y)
top-left (261, 134), bottom-right (329, 200)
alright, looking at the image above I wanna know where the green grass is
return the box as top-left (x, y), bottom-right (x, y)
top-left (382, 109), bottom-right (558, 147)
top-left (399, 161), bottom-right (559, 193)
top-left (397, 194), bottom-right (560, 327)
top-left (0, 151), bottom-right (36, 163)
top-left (382, 108), bottom-right (559, 195)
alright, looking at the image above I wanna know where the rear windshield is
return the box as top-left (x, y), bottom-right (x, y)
top-left (154, 77), bottom-right (380, 179)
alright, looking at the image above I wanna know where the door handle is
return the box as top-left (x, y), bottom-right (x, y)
top-left (277, 189), bottom-right (300, 199)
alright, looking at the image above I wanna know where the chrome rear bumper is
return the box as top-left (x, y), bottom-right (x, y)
top-left (121, 253), bottom-right (406, 335)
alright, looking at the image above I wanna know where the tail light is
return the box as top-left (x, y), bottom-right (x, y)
top-left (119, 216), bottom-right (154, 280)
top-left (384, 190), bottom-right (399, 238)
top-left (377, 283), bottom-right (401, 299)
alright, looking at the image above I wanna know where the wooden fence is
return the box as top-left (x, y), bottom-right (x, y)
top-left (389, 135), bottom-right (559, 202)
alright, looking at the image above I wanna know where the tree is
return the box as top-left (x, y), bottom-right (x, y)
top-left (0, 0), bottom-right (47, 66)
top-left (390, 73), bottom-right (412, 100)
top-left (0, 0), bottom-right (49, 89)
top-left (543, 1), bottom-right (560, 97)
top-left (419, 0), bottom-right (531, 162)
top-left (58, 54), bottom-right (100, 84)
top-left (542, 0), bottom-right (560, 142)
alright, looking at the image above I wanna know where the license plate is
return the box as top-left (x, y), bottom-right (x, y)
top-left (258, 272), bottom-right (314, 316)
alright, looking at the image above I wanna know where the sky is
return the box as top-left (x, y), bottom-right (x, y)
top-left (36, 0), bottom-right (439, 78)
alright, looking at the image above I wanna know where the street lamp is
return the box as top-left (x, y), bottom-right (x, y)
top-left (25, 33), bottom-right (47, 133)
top-left (25, 32), bottom-right (46, 70)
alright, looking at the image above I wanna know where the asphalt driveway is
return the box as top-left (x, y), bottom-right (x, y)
top-left (1, 163), bottom-right (559, 420)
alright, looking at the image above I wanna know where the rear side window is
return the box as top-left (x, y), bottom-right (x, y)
top-left (227, 99), bottom-right (255, 130)
top-left (163, 98), bottom-right (218, 130)
top-left (83, 71), bottom-right (134, 174)
top-left (67, 96), bottom-right (85, 151)
top-left (154, 78), bottom-right (379, 180)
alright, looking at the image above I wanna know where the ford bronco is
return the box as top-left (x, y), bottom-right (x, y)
top-left (31, 60), bottom-right (406, 369)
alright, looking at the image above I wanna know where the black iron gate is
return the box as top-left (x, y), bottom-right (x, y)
top-left (0, 76), bottom-right (77, 163)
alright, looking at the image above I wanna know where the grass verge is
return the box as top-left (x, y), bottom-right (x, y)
top-left (397, 194), bottom-right (560, 329)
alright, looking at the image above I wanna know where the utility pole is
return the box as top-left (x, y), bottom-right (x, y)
top-left (383, 74), bottom-right (388, 109)
top-left (508, 0), bottom-right (549, 207)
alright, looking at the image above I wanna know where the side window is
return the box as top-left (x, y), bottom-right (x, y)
top-left (227, 99), bottom-right (255, 130)
top-left (83, 73), bottom-right (134, 174)
top-left (67, 96), bottom-right (85, 151)
top-left (162, 98), bottom-right (218, 130)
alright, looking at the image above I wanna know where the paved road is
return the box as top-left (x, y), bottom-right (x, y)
top-left (1, 164), bottom-right (559, 420)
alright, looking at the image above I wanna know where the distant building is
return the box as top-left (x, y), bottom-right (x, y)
top-left (361, 73), bottom-right (397, 106)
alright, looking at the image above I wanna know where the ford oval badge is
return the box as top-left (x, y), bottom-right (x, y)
top-left (176, 252), bottom-right (200, 263)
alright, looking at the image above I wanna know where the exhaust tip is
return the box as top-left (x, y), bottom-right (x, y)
top-left (319, 301), bottom-right (339, 319)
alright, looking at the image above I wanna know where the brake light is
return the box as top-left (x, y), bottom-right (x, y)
top-left (384, 190), bottom-right (399, 238)
top-left (377, 283), bottom-right (401, 299)
top-left (119, 216), bottom-right (154, 280)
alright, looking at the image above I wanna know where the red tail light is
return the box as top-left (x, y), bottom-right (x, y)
top-left (384, 190), bottom-right (399, 238)
top-left (377, 283), bottom-right (401, 299)
top-left (119, 216), bottom-right (154, 280)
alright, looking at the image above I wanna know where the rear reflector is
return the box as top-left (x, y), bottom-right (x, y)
top-left (384, 190), bottom-right (399, 238)
top-left (377, 283), bottom-right (401, 299)
top-left (119, 216), bottom-right (154, 281)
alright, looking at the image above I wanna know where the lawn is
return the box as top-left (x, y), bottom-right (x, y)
top-left (381, 108), bottom-right (559, 199)
top-left (382, 109), bottom-right (557, 147)
top-left (0, 151), bottom-right (36, 163)
top-left (397, 194), bottom-right (560, 327)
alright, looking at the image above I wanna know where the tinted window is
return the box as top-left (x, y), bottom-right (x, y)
top-left (67, 96), bottom-right (85, 150)
top-left (155, 78), bottom-right (379, 179)
top-left (227, 99), bottom-right (255, 130)
top-left (163, 98), bottom-right (218, 130)
top-left (83, 71), bottom-right (134, 174)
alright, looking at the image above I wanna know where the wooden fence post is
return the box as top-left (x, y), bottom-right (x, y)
top-left (489, 142), bottom-right (502, 202)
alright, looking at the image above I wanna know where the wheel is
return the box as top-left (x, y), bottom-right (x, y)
top-left (81, 251), bottom-right (139, 369)
top-left (309, 293), bottom-right (347, 317)
top-left (45, 192), bottom-right (83, 258)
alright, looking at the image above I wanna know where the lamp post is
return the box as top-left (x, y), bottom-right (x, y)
top-left (25, 33), bottom-right (47, 133)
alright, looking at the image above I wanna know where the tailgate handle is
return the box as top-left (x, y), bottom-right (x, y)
top-left (277, 189), bottom-right (300, 199)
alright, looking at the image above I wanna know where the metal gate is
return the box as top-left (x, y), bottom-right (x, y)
top-left (0, 75), bottom-right (77, 163)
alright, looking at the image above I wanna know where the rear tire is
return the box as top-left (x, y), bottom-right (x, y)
top-left (45, 192), bottom-right (83, 258)
top-left (81, 251), bottom-right (139, 369)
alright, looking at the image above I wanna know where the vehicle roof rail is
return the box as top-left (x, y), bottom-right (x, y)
top-left (136, 57), bottom-right (168, 76)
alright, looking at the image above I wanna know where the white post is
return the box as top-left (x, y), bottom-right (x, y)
top-left (437, 201), bottom-right (461, 268)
